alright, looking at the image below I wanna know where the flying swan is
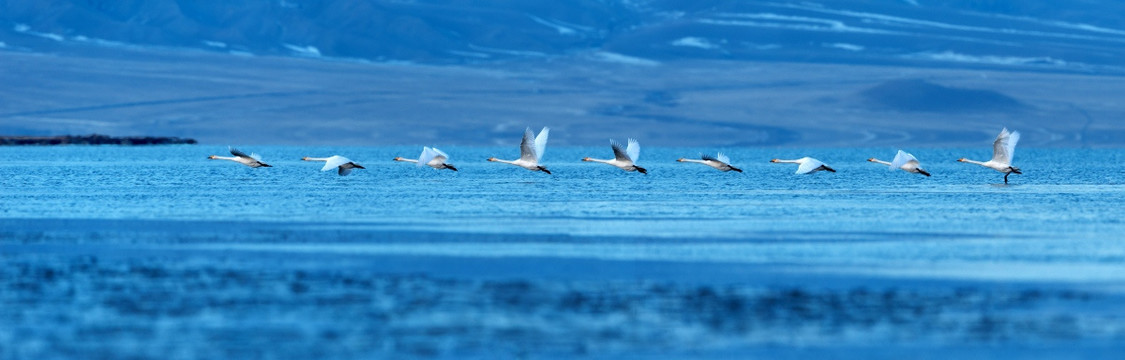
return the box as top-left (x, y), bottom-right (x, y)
top-left (677, 152), bottom-right (741, 172)
top-left (770, 157), bottom-right (835, 174)
top-left (583, 138), bottom-right (647, 174)
top-left (958, 127), bottom-right (1022, 183)
top-left (302, 155), bottom-right (366, 176)
top-left (208, 147), bottom-right (271, 168)
top-left (488, 127), bottom-right (551, 174)
top-left (394, 147), bottom-right (458, 171)
top-left (868, 150), bottom-right (930, 176)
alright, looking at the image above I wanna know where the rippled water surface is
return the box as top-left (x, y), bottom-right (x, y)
top-left (3, 145), bottom-right (1124, 359)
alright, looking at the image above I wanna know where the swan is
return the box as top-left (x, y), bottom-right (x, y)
top-left (868, 150), bottom-right (930, 176)
top-left (677, 152), bottom-right (741, 172)
top-left (770, 157), bottom-right (835, 174)
top-left (583, 138), bottom-right (647, 174)
top-left (487, 127), bottom-right (551, 174)
top-left (393, 147), bottom-right (458, 171)
top-left (958, 127), bottom-right (1022, 183)
top-left (302, 155), bottom-right (365, 176)
top-left (208, 147), bottom-right (271, 168)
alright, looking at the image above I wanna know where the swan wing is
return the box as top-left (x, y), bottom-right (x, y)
top-left (716, 152), bottom-right (731, 164)
top-left (610, 140), bottom-right (629, 161)
top-left (520, 127), bottom-right (538, 162)
top-left (229, 147), bottom-right (252, 159)
top-left (322, 155), bottom-right (351, 171)
top-left (534, 127), bottom-right (550, 161)
top-left (795, 158), bottom-right (824, 174)
top-left (889, 150), bottom-right (918, 170)
top-left (626, 138), bottom-right (640, 162)
top-left (991, 128), bottom-right (1019, 164)
top-left (431, 147), bottom-right (450, 162)
top-left (700, 153), bottom-right (719, 162)
top-left (418, 147), bottom-right (437, 168)
top-left (1005, 130), bottom-right (1020, 164)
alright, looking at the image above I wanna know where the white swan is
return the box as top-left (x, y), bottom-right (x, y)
top-left (208, 147), bottom-right (271, 168)
top-left (488, 127), bottom-right (551, 174)
top-left (770, 157), bottom-right (835, 174)
top-left (677, 152), bottom-right (741, 172)
top-left (958, 127), bottom-right (1022, 183)
top-left (302, 155), bottom-right (365, 176)
top-left (583, 138), bottom-right (647, 174)
top-left (393, 147), bottom-right (458, 171)
top-left (868, 150), bottom-right (930, 176)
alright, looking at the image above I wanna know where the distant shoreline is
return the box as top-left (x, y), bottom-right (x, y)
top-left (0, 134), bottom-right (197, 146)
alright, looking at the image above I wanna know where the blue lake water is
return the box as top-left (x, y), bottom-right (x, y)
top-left (3, 145), bottom-right (1125, 359)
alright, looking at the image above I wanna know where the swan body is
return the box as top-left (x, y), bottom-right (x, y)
top-left (678, 152), bottom-right (741, 172)
top-left (770, 157), bottom-right (835, 174)
top-left (868, 150), bottom-right (930, 176)
top-left (209, 147), bottom-right (271, 168)
top-left (583, 138), bottom-right (647, 174)
top-left (303, 155), bottom-right (365, 176)
top-left (394, 147), bottom-right (457, 171)
top-left (958, 127), bottom-right (1022, 183)
top-left (488, 127), bottom-right (551, 174)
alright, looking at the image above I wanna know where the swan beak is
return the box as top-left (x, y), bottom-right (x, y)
top-left (301, 157), bottom-right (309, 161)
top-left (487, 157), bottom-right (497, 162)
top-left (866, 158), bottom-right (876, 162)
top-left (582, 157), bottom-right (591, 161)
top-left (957, 158), bottom-right (967, 162)
top-left (769, 159), bottom-right (779, 163)
top-left (208, 155), bottom-right (216, 159)
top-left (676, 158), bottom-right (685, 162)
top-left (393, 157), bottom-right (403, 161)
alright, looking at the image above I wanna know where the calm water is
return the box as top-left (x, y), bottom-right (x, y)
top-left (3, 145), bottom-right (1124, 359)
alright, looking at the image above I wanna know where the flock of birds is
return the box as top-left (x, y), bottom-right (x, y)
top-left (208, 127), bottom-right (1024, 183)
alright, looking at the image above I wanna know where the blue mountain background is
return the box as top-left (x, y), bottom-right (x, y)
top-left (2, 0), bottom-right (1124, 146)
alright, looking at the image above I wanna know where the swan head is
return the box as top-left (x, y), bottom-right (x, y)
top-left (866, 158), bottom-right (877, 162)
top-left (770, 159), bottom-right (780, 163)
top-left (208, 155), bottom-right (217, 159)
top-left (582, 157), bottom-right (592, 162)
top-left (487, 157), bottom-right (498, 162)
top-left (301, 156), bottom-right (311, 161)
top-left (957, 158), bottom-right (968, 162)
top-left (393, 156), bottom-right (405, 161)
top-left (676, 158), bottom-right (685, 162)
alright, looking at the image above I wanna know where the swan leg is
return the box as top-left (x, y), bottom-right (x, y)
top-left (1004, 172), bottom-right (1010, 184)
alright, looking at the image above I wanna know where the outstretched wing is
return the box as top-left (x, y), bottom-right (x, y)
top-left (889, 150), bottom-right (918, 171)
top-left (701, 153), bottom-right (719, 162)
top-left (229, 147), bottom-right (251, 158)
top-left (626, 138), bottom-right (640, 163)
top-left (610, 140), bottom-right (629, 161)
top-left (322, 155), bottom-right (351, 171)
top-left (715, 152), bottom-right (730, 164)
top-left (418, 147), bottom-right (437, 168)
top-left (991, 128), bottom-right (1019, 164)
top-left (520, 127), bottom-right (537, 162)
top-left (534, 127), bottom-right (550, 162)
top-left (431, 147), bottom-right (450, 162)
top-left (795, 157), bottom-right (825, 174)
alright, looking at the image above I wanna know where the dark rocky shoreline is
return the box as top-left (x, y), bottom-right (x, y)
top-left (0, 134), bottom-right (196, 145)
